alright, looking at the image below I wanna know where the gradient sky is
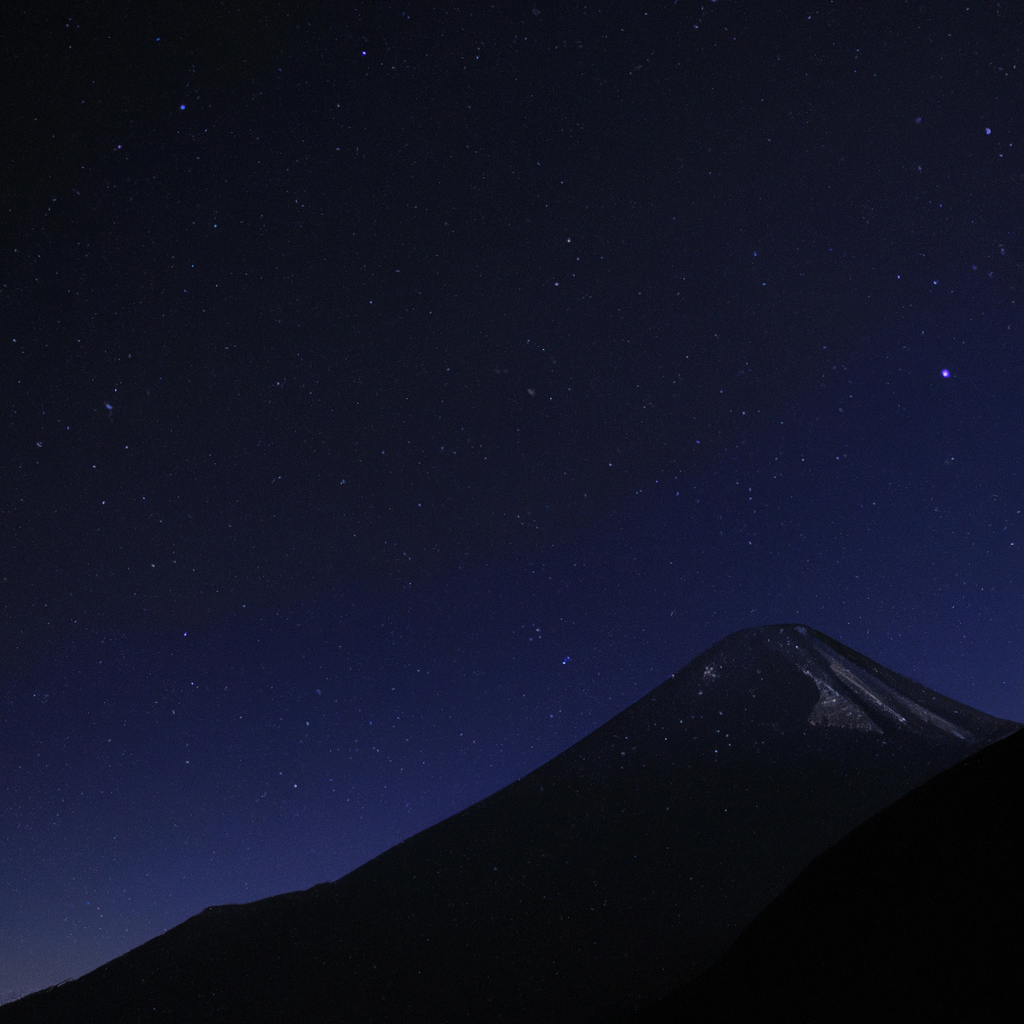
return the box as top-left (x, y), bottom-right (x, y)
top-left (3, 1), bottom-right (1023, 1000)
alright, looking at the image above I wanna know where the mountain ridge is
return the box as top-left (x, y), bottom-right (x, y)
top-left (3, 624), bottom-right (1018, 1023)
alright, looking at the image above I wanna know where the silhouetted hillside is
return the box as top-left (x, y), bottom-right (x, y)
top-left (3, 625), bottom-right (1017, 1024)
top-left (637, 725), bottom-right (1024, 1022)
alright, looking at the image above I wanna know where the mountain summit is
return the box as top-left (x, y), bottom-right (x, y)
top-left (3, 625), bottom-right (1018, 1023)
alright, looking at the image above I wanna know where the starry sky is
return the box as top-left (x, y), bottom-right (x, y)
top-left (2, 0), bottom-right (1023, 1000)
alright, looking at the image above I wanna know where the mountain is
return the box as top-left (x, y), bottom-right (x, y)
top-left (2, 624), bottom-right (1018, 1024)
top-left (636, 724), bottom-right (1024, 1022)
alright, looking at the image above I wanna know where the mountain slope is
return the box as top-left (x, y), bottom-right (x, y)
top-left (3, 624), bottom-right (1018, 1024)
top-left (637, 725), bottom-right (1024, 1022)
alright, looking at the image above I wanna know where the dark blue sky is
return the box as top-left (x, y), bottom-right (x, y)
top-left (3, 0), bottom-right (1023, 999)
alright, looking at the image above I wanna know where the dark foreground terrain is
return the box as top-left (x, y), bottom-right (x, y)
top-left (638, 725), bottom-right (1024, 1022)
top-left (3, 624), bottom-right (1018, 1023)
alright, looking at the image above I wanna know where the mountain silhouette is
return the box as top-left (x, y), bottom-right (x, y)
top-left (2, 624), bottom-right (1018, 1023)
top-left (636, 724), bottom-right (1024, 1022)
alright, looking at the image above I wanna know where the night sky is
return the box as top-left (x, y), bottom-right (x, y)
top-left (3, 1), bottom-right (1023, 1000)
